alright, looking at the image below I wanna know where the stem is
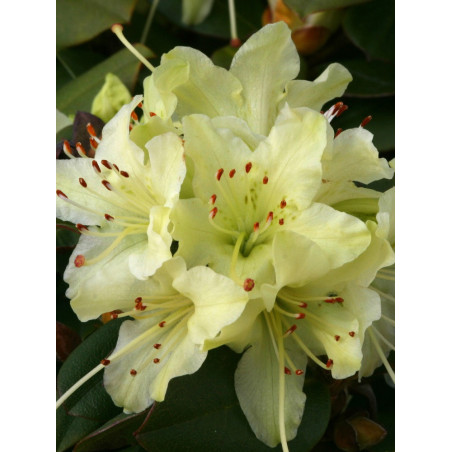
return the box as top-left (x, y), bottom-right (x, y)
top-left (368, 327), bottom-right (395, 384)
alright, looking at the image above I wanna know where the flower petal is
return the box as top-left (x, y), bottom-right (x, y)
top-left (234, 315), bottom-right (307, 447)
top-left (230, 22), bottom-right (300, 134)
top-left (285, 63), bottom-right (352, 111)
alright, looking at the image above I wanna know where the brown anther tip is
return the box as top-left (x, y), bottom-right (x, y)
top-left (89, 136), bottom-right (98, 149)
top-left (279, 219), bottom-right (284, 225)
top-left (79, 177), bottom-right (87, 188)
top-left (131, 111), bottom-right (138, 121)
top-left (229, 169), bottom-right (236, 178)
top-left (335, 128), bottom-right (343, 138)
top-left (120, 170), bottom-right (129, 178)
top-left (102, 180), bottom-right (113, 191)
top-left (209, 194), bottom-right (217, 205)
top-left (285, 325), bottom-right (297, 335)
top-left (361, 115), bottom-right (372, 127)
top-left (280, 200), bottom-right (287, 209)
top-left (296, 313), bottom-right (305, 319)
top-left (101, 160), bottom-right (112, 169)
top-left (111, 23), bottom-right (124, 33)
top-left (334, 335), bottom-right (340, 341)
top-left (56, 189), bottom-right (68, 199)
top-left (284, 367), bottom-right (292, 375)
top-left (243, 278), bottom-right (255, 292)
top-left (76, 223), bottom-right (88, 232)
top-left (101, 359), bottom-right (111, 366)
top-left (135, 297), bottom-right (143, 304)
top-left (159, 321), bottom-right (166, 328)
top-left (74, 255), bottom-right (85, 267)
top-left (263, 176), bottom-right (269, 184)
top-left (266, 211), bottom-right (273, 222)
top-left (137, 102), bottom-right (143, 108)
top-left (92, 160), bottom-right (101, 173)
top-left (86, 123), bottom-right (96, 137)
top-left (210, 207), bottom-right (218, 219)
top-left (153, 358), bottom-right (160, 364)
top-left (150, 112), bottom-right (157, 117)
top-left (245, 162), bottom-right (252, 173)
top-left (104, 214), bottom-right (115, 221)
top-left (326, 359), bottom-right (333, 368)
top-left (110, 312), bottom-right (119, 320)
top-left (299, 302), bottom-right (307, 308)
top-left (253, 222), bottom-right (260, 232)
top-left (295, 369), bottom-right (304, 376)
top-left (153, 343), bottom-right (161, 349)
top-left (130, 369), bottom-right (137, 376)
top-left (230, 38), bottom-right (242, 48)
top-left (216, 168), bottom-right (224, 181)
top-left (349, 331), bottom-right (356, 337)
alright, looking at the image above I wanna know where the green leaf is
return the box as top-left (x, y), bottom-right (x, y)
top-left (74, 411), bottom-right (150, 452)
top-left (343, 0), bottom-right (395, 61)
top-left (331, 97), bottom-right (394, 152)
top-left (135, 347), bottom-right (330, 451)
top-left (57, 319), bottom-right (125, 421)
top-left (56, 0), bottom-right (138, 50)
top-left (211, 45), bottom-right (238, 69)
top-left (331, 60), bottom-right (394, 98)
top-left (284, 0), bottom-right (370, 17)
top-left (56, 45), bottom-right (153, 116)
top-left (158, 0), bottom-right (262, 39)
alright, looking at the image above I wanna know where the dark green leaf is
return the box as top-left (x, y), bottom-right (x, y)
top-left (330, 97), bottom-right (394, 152)
top-left (56, 222), bottom-right (80, 249)
top-left (211, 45), bottom-right (238, 69)
top-left (284, 0), bottom-right (369, 17)
top-left (56, 45), bottom-right (153, 116)
top-left (74, 410), bottom-right (151, 452)
top-left (158, 0), bottom-right (262, 40)
top-left (136, 347), bottom-right (330, 451)
top-left (57, 319), bottom-right (125, 421)
top-left (338, 60), bottom-right (394, 97)
top-left (343, 0), bottom-right (395, 61)
top-left (56, 0), bottom-right (138, 50)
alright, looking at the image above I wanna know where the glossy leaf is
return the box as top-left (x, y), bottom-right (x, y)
top-left (343, 0), bottom-right (395, 61)
top-left (136, 347), bottom-right (330, 451)
top-left (56, 45), bottom-right (153, 116)
top-left (56, 0), bottom-right (138, 50)
top-left (57, 319), bottom-right (125, 421)
top-left (284, 0), bottom-right (369, 17)
top-left (158, 0), bottom-right (262, 39)
top-left (74, 410), bottom-right (151, 452)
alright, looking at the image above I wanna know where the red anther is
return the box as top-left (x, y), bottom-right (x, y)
top-left (129, 124), bottom-right (133, 132)
top-left (336, 104), bottom-right (348, 117)
top-left (101, 160), bottom-right (112, 169)
top-left (74, 255), bottom-right (85, 267)
top-left (243, 278), bottom-right (255, 292)
top-left (56, 189), bottom-right (68, 200)
top-left (216, 168), bottom-right (224, 181)
top-left (210, 207), bottom-right (218, 219)
top-left (131, 111), bottom-right (138, 121)
top-left (209, 194), bottom-right (217, 205)
top-left (76, 223), bottom-right (89, 232)
top-left (230, 38), bottom-right (242, 48)
top-left (279, 219), bottom-right (284, 225)
top-left (324, 298), bottom-right (335, 303)
top-left (139, 304), bottom-right (147, 311)
top-left (326, 359), bottom-right (334, 368)
top-left (86, 123), bottom-right (96, 137)
top-left (153, 343), bottom-right (161, 349)
top-left (280, 200), bottom-right (287, 209)
top-left (295, 369), bottom-right (304, 376)
top-left (245, 162), bottom-right (252, 173)
top-left (229, 169), bottom-right (236, 178)
top-left (284, 367), bottom-right (292, 375)
top-left (322, 178), bottom-right (329, 183)
top-left (110, 311), bottom-right (119, 320)
top-left (266, 211), bottom-right (273, 222)
top-left (284, 325), bottom-right (297, 336)
top-left (253, 222), bottom-right (260, 232)
top-left (335, 128), bottom-right (343, 138)
top-left (135, 301), bottom-right (143, 311)
top-left (263, 176), bottom-right (268, 184)
top-left (153, 358), bottom-right (160, 364)
top-left (76, 142), bottom-right (87, 156)
top-left (63, 140), bottom-right (72, 155)
top-left (130, 369), bottom-right (137, 376)
top-left (104, 214), bottom-right (115, 221)
top-left (102, 180), bottom-right (113, 191)
top-left (335, 335), bottom-right (341, 341)
top-left (79, 177), bottom-right (87, 188)
top-left (333, 102), bottom-right (344, 112)
top-left (113, 164), bottom-right (119, 172)
top-left (101, 359), bottom-right (110, 366)
top-left (299, 302), bottom-right (308, 308)
top-left (137, 102), bottom-right (143, 108)
top-left (159, 321), bottom-right (166, 328)
top-left (92, 160), bottom-right (101, 173)
top-left (335, 297), bottom-right (344, 303)
top-left (349, 331), bottom-right (356, 337)
top-left (120, 170), bottom-right (129, 178)
top-left (360, 115), bottom-right (372, 128)
top-left (89, 136), bottom-right (98, 150)
top-left (135, 297), bottom-right (143, 304)
top-left (296, 313), bottom-right (306, 319)
top-left (150, 112), bottom-right (156, 117)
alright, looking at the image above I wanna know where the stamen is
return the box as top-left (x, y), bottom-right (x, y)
top-left (153, 343), bottom-right (161, 349)
top-left (150, 112), bottom-right (156, 117)
top-left (209, 207), bottom-right (218, 219)
top-left (63, 140), bottom-right (75, 159)
top-left (283, 324), bottom-right (297, 338)
top-left (131, 111), bottom-right (139, 122)
top-left (284, 367), bottom-right (291, 375)
top-left (159, 321), bottom-right (166, 328)
top-left (101, 359), bottom-right (111, 366)
top-left (335, 128), bottom-right (343, 138)
top-left (279, 219), bottom-right (284, 225)
top-left (209, 194), bottom-right (217, 205)
top-left (76, 224), bottom-right (89, 232)
top-left (102, 180), bottom-right (113, 191)
top-left (216, 168), bottom-right (224, 181)
top-left (120, 170), bottom-right (129, 178)
top-left (368, 327), bottom-right (395, 383)
top-left (335, 335), bottom-right (340, 341)
top-left (92, 160), bottom-right (101, 174)
top-left (245, 162), bottom-right (252, 173)
top-left (101, 160), bottom-right (112, 169)
top-left (243, 278), bottom-right (255, 292)
top-left (266, 211), bottom-right (273, 223)
top-left (86, 123), bottom-right (97, 138)
top-left (295, 369), bottom-right (304, 375)
top-left (349, 331), bottom-right (356, 337)
top-left (111, 24), bottom-right (156, 72)
top-left (228, 0), bottom-right (240, 45)
top-left (280, 200), bottom-right (286, 209)
top-left (89, 136), bottom-right (98, 150)
top-left (153, 358), bottom-right (160, 364)
top-left (130, 369), bottom-right (137, 376)
top-left (79, 178), bottom-right (87, 188)
top-left (56, 190), bottom-right (68, 200)
top-left (263, 176), bottom-right (268, 184)
top-left (326, 359), bottom-right (333, 368)
top-left (74, 255), bottom-right (85, 267)
top-left (76, 142), bottom-right (88, 157)
top-left (253, 222), bottom-right (259, 232)
top-left (360, 115), bottom-right (372, 128)
top-left (229, 169), bottom-right (236, 178)
top-left (104, 214), bottom-right (114, 221)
